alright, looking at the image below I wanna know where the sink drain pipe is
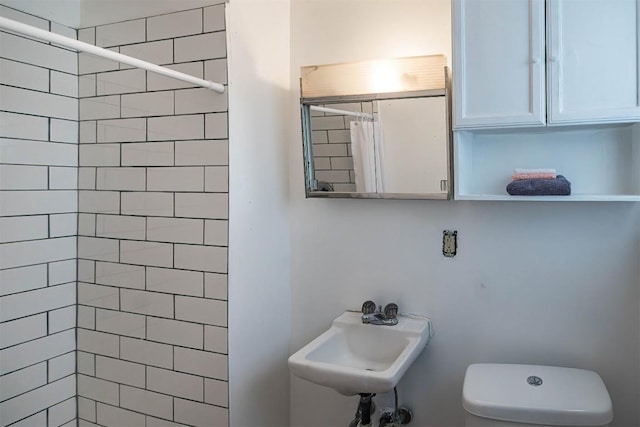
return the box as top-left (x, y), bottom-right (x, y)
top-left (348, 393), bottom-right (376, 427)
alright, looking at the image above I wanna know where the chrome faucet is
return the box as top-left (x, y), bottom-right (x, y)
top-left (361, 300), bottom-right (399, 326)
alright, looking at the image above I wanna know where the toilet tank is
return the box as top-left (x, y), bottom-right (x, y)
top-left (462, 364), bottom-right (613, 427)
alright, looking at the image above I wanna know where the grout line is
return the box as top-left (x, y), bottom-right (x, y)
top-left (0, 80), bottom-right (79, 101)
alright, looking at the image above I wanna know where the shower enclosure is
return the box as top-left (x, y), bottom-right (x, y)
top-left (0, 3), bottom-right (232, 426)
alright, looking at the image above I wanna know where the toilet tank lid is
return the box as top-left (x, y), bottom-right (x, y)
top-left (462, 364), bottom-right (613, 426)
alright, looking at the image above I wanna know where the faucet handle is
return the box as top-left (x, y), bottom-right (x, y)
top-left (362, 300), bottom-right (377, 314)
top-left (383, 303), bottom-right (398, 319)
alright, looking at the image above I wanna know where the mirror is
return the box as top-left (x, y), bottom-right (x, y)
top-left (300, 56), bottom-right (452, 200)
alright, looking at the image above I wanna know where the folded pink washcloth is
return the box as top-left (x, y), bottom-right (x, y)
top-left (514, 168), bottom-right (557, 175)
top-left (512, 172), bottom-right (557, 181)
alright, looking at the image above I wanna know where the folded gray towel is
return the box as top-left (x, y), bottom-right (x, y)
top-left (506, 175), bottom-right (571, 196)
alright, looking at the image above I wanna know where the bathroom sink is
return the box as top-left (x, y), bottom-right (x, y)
top-left (288, 311), bottom-right (432, 396)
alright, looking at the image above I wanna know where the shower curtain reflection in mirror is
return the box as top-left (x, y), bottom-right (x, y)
top-left (350, 110), bottom-right (385, 193)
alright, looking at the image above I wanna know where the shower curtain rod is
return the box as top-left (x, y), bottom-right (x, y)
top-left (310, 105), bottom-right (374, 120)
top-left (0, 16), bottom-right (225, 93)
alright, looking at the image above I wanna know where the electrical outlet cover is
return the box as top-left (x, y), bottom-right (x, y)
top-left (442, 230), bottom-right (457, 257)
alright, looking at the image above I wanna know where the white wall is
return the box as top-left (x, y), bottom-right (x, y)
top-left (289, 1), bottom-right (640, 426)
top-left (227, 0), bottom-right (292, 426)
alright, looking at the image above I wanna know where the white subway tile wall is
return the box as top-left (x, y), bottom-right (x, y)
top-left (77, 5), bottom-right (229, 427)
top-left (0, 6), bottom-right (77, 427)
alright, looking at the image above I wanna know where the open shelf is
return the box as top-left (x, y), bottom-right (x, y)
top-left (454, 123), bottom-right (640, 201)
top-left (455, 194), bottom-right (640, 202)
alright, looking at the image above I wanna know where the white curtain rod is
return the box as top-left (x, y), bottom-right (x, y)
top-left (310, 105), bottom-right (374, 120)
top-left (0, 16), bottom-right (225, 93)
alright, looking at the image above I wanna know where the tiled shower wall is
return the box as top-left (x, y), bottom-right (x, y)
top-left (75, 5), bottom-right (230, 427)
top-left (0, 6), bottom-right (78, 427)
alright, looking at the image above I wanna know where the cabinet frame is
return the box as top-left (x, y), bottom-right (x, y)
top-left (453, 0), bottom-right (546, 129)
top-left (546, 0), bottom-right (640, 125)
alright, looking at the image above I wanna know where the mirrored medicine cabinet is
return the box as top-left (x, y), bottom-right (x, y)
top-left (300, 55), bottom-right (453, 200)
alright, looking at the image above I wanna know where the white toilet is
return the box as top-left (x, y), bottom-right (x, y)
top-left (463, 364), bottom-right (613, 427)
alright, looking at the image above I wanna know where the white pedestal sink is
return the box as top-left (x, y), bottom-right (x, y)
top-left (288, 311), bottom-right (432, 396)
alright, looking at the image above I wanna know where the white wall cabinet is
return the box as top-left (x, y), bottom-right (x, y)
top-left (453, 0), bottom-right (640, 200)
top-left (453, 0), bottom-right (640, 129)
top-left (453, 0), bottom-right (546, 129)
top-left (547, 0), bottom-right (640, 125)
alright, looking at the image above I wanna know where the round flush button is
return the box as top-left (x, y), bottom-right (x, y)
top-left (527, 375), bottom-right (543, 386)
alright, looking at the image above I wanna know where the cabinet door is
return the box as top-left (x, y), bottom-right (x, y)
top-left (453, 0), bottom-right (546, 129)
top-left (547, 0), bottom-right (640, 124)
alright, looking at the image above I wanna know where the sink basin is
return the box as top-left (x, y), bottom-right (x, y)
top-left (288, 311), bottom-right (432, 396)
